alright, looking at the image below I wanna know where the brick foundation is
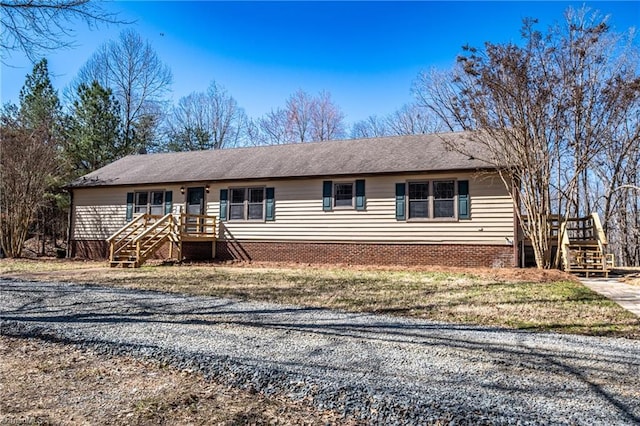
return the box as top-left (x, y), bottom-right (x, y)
top-left (216, 240), bottom-right (515, 268)
top-left (72, 239), bottom-right (514, 267)
top-left (71, 240), bottom-right (109, 259)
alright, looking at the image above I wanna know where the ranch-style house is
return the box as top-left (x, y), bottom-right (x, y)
top-left (67, 132), bottom-right (521, 268)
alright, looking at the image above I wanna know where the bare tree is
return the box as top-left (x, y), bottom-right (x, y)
top-left (242, 117), bottom-right (264, 146)
top-left (286, 90), bottom-right (315, 142)
top-left (257, 108), bottom-right (293, 145)
top-left (165, 92), bottom-right (211, 151)
top-left (206, 81), bottom-right (247, 149)
top-left (1, 0), bottom-right (123, 62)
top-left (386, 103), bottom-right (442, 136)
top-left (351, 104), bottom-right (443, 139)
top-left (412, 68), bottom-right (474, 131)
top-left (593, 96), bottom-right (640, 265)
top-left (310, 90), bottom-right (345, 141)
top-left (8, 58), bottom-right (68, 257)
top-left (0, 112), bottom-right (62, 257)
top-left (414, 8), bottom-right (639, 268)
top-left (73, 29), bottom-right (172, 154)
top-left (351, 115), bottom-right (389, 139)
top-left (258, 89), bottom-right (346, 144)
top-left (164, 81), bottom-right (248, 151)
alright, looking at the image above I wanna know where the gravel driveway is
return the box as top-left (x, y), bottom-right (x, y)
top-left (2, 278), bottom-right (639, 425)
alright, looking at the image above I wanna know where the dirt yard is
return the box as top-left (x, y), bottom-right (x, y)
top-left (0, 335), bottom-right (356, 425)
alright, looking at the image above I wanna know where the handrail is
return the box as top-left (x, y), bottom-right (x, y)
top-left (559, 220), bottom-right (571, 270)
top-left (137, 222), bottom-right (177, 260)
top-left (107, 214), bottom-right (148, 243)
top-left (180, 213), bottom-right (216, 236)
top-left (109, 215), bottom-right (152, 260)
top-left (606, 253), bottom-right (615, 268)
top-left (590, 212), bottom-right (608, 271)
top-left (111, 224), bottom-right (145, 258)
top-left (590, 212), bottom-right (608, 246)
top-left (110, 213), bottom-right (217, 267)
top-left (135, 213), bottom-right (174, 241)
top-left (134, 214), bottom-right (176, 264)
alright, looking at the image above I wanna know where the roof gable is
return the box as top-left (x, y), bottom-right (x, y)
top-left (70, 132), bottom-right (492, 188)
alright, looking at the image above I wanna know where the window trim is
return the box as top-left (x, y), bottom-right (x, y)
top-left (133, 190), bottom-right (166, 216)
top-left (229, 187), bottom-right (247, 221)
top-left (227, 186), bottom-right (266, 222)
top-left (407, 181), bottom-right (430, 220)
top-left (405, 179), bottom-right (459, 222)
top-left (247, 187), bottom-right (266, 220)
top-left (333, 181), bottom-right (355, 209)
top-left (432, 180), bottom-right (456, 219)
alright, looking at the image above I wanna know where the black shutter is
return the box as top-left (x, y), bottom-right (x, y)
top-left (322, 181), bottom-right (332, 211)
top-left (265, 187), bottom-right (275, 221)
top-left (219, 189), bottom-right (228, 221)
top-left (164, 191), bottom-right (173, 215)
top-left (395, 183), bottom-right (406, 221)
top-left (458, 180), bottom-right (470, 219)
top-left (355, 179), bottom-right (366, 211)
top-left (126, 192), bottom-right (134, 221)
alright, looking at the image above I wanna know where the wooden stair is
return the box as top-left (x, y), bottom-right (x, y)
top-left (560, 213), bottom-right (611, 277)
top-left (108, 213), bottom-right (181, 268)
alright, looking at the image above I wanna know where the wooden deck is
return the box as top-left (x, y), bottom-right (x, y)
top-left (107, 213), bottom-right (216, 267)
top-left (519, 213), bottom-right (612, 276)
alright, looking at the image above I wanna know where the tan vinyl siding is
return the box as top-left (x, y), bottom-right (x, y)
top-left (72, 184), bottom-right (187, 240)
top-left (72, 173), bottom-right (514, 245)
top-left (211, 172), bottom-right (514, 245)
top-left (73, 187), bottom-right (127, 240)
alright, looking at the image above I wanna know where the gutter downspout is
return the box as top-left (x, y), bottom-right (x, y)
top-left (66, 189), bottom-right (74, 258)
top-left (512, 178), bottom-right (520, 268)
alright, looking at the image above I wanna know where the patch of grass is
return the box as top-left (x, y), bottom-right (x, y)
top-left (2, 258), bottom-right (638, 339)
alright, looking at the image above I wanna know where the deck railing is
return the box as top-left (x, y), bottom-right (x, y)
top-left (134, 213), bottom-right (180, 262)
top-left (179, 213), bottom-right (216, 238)
top-left (559, 213), bottom-right (610, 276)
top-left (108, 213), bottom-right (217, 267)
top-left (520, 213), bottom-right (611, 274)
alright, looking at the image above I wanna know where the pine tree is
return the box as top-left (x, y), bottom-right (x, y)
top-left (67, 81), bottom-right (123, 174)
top-left (18, 58), bottom-right (61, 132)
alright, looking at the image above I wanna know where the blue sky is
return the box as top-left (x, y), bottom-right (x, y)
top-left (1, 1), bottom-right (638, 124)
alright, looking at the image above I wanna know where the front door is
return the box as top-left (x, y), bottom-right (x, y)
top-left (186, 187), bottom-right (205, 232)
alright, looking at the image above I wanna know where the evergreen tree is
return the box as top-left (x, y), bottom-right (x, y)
top-left (18, 58), bottom-right (61, 131)
top-left (67, 81), bottom-right (123, 174)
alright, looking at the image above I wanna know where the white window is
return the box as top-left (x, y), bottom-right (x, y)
top-left (229, 188), bottom-right (246, 220)
top-left (334, 182), bottom-right (354, 208)
top-left (433, 180), bottom-right (455, 218)
top-left (408, 182), bottom-right (429, 219)
top-left (407, 180), bottom-right (457, 220)
top-left (248, 188), bottom-right (265, 220)
top-left (134, 191), bottom-right (165, 216)
top-left (229, 187), bottom-right (265, 220)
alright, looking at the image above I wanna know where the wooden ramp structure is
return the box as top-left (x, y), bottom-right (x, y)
top-left (107, 213), bottom-right (216, 268)
top-left (559, 213), bottom-right (613, 277)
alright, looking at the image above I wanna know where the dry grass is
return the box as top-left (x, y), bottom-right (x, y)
top-left (0, 335), bottom-right (353, 425)
top-left (2, 258), bottom-right (638, 338)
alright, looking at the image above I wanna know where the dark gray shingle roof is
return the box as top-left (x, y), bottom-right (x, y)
top-left (69, 132), bottom-right (492, 188)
